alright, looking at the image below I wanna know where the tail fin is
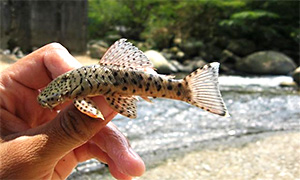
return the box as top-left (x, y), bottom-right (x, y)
top-left (184, 62), bottom-right (229, 117)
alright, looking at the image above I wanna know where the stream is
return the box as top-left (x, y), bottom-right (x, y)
top-left (68, 75), bottom-right (300, 179)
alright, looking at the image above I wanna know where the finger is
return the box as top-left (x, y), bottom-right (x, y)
top-left (4, 96), bottom-right (117, 160)
top-left (92, 123), bottom-right (145, 177)
top-left (4, 43), bottom-right (81, 90)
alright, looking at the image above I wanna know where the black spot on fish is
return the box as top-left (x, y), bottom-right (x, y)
top-left (167, 85), bottom-right (172, 90)
top-left (162, 94), bottom-right (166, 97)
top-left (122, 87), bottom-right (127, 91)
top-left (132, 79), bottom-right (137, 85)
top-left (125, 72), bottom-right (129, 77)
top-left (122, 78), bottom-right (127, 83)
top-left (113, 82), bottom-right (119, 86)
top-left (87, 79), bottom-right (93, 89)
top-left (158, 76), bottom-right (163, 82)
top-left (102, 75), bottom-right (105, 79)
top-left (138, 74), bottom-right (143, 80)
top-left (132, 89), bottom-right (136, 93)
top-left (157, 84), bottom-right (162, 91)
top-left (120, 110), bottom-right (124, 114)
top-left (176, 91), bottom-right (181, 96)
top-left (104, 89), bottom-right (111, 95)
top-left (108, 75), bottom-right (112, 81)
top-left (148, 76), bottom-right (152, 81)
top-left (79, 78), bottom-right (83, 84)
top-left (80, 86), bottom-right (84, 91)
top-left (178, 83), bottom-right (182, 88)
top-left (106, 97), bottom-right (110, 101)
top-left (139, 84), bottom-right (142, 88)
top-left (113, 72), bottom-right (118, 76)
top-left (104, 82), bottom-right (108, 86)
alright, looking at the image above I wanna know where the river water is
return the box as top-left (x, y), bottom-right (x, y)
top-left (68, 75), bottom-right (300, 179)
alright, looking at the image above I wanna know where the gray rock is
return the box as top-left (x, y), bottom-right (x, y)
top-left (88, 40), bottom-right (109, 48)
top-left (235, 51), bottom-right (296, 75)
top-left (144, 50), bottom-right (177, 74)
top-left (88, 44), bottom-right (107, 59)
top-left (292, 67), bottom-right (300, 86)
top-left (184, 58), bottom-right (207, 71)
top-left (170, 60), bottom-right (192, 73)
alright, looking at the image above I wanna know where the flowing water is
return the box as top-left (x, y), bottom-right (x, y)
top-left (68, 75), bottom-right (300, 179)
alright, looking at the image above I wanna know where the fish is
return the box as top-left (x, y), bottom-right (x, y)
top-left (37, 39), bottom-right (229, 119)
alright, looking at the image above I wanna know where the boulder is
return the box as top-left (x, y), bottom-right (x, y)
top-left (235, 51), bottom-right (296, 75)
top-left (88, 44), bottom-right (107, 59)
top-left (144, 50), bottom-right (177, 74)
top-left (292, 67), bottom-right (300, 86)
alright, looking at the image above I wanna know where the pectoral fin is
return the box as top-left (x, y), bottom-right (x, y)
top-left (74, 97), bottom-right (104, 120)
top-left (105, 94), bottom-right (137, 119)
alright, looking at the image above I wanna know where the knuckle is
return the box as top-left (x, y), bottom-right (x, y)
top-left (46, 42), bottom-right (67, 52)
top-left (59, 110), bottom-right (94, 143)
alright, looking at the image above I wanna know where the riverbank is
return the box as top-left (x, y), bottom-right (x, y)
top-left (135, 131), bottom-right (299, 180)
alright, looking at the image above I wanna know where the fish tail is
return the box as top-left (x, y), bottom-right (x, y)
top-left (184, 62), bottom-right (229, 117)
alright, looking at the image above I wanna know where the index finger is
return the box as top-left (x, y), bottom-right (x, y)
top-left (4, 42), bottom-right (81, 90)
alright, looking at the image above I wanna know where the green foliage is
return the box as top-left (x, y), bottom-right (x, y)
top-left (88, 0), bottom-right (299, 61)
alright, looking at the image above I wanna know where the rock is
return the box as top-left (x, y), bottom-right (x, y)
top-left (279, 81), bottom-right (297, 88)
top-left (227, 39), bottom-right (256, 56)
top-left (183, 58), bottom-right (207, 71)
top-left (144, 50), bottom-right (177, 74)
top-left (173, 38), bottom-right (182, 45)
top-left (235, 51), bottom-right (297, 75)
top-left (88, 44), bottom-right (107, 59)
top-left (88, 40), bottom-right (109, 48)
top-left (292, 67), bottom-right (300, 86)
top-left (170, 60), bottom-right (192, 73)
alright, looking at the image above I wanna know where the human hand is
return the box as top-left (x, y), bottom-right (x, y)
top-left (0, 43), bottom-right (145, 179)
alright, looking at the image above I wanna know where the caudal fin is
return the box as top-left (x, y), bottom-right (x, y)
top-left (184, 62), bottom-right (229, 117)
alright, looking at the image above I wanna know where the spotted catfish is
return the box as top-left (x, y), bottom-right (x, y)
top-left (38, 39), bottom-right (229, 119)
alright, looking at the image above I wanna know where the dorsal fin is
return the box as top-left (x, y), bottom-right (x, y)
top-left (99, 38), bottom-right (154, 70)
top-left (105, 94), bottom-right (137, 119)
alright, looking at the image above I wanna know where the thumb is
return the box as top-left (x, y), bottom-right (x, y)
top-left (39, 98), bottom-right (117, 160)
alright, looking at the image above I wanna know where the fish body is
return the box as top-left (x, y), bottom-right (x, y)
top-left (38, 39), bottom-right (229, 119)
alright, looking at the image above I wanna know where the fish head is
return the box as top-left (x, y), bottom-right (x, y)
top-left (37, 73), bottom-right (72, 109)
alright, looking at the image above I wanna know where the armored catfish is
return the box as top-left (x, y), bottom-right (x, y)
top-left (38, 39), bottom-right (229, 119)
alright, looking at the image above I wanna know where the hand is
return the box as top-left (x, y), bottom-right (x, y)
top-left (0, 43), bottom-right (145, 179)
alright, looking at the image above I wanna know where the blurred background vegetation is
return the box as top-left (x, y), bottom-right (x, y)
top-left (88, 0), bottom-right (299, 62)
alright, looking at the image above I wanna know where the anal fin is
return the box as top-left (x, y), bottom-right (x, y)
top-left (74, 97), bottom-right (104, 120)
top-left (105, 94), bottom-right (137, 119)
